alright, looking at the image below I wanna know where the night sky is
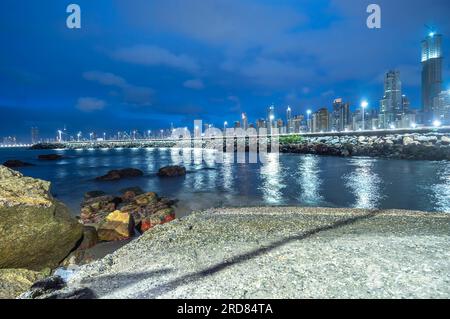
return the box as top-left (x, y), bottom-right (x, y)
top-left (1, 0), bottom-right (449, 140)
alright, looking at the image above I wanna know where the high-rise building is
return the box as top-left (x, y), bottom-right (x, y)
top-left (31, 127), bottom-right (39, 144)
top-left (421, 32), bottom-right (443, 123)
top-left (293, 115), bottom-right (305, 133)
top-left (434, 90), bottom-right (450, 124)
top-left (312, 108), bottom-right (329, 133)
top-left (330, 98), bottom-right (351, 131)
top-left (267, 105), bottom-right (275, 134)
top-left (379, 70), bottom-right (402, 128)
top-left (241, 113), bottom-right (248, 130)
top-left (286, 106), bottom-right (293, 133)
top-left (256, 118), bottom-right (267, 129)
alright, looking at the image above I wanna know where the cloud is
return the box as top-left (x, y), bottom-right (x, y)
top-left (76, 97), bottom-right (106, 112)
top-left (83, 71), bottom-right (154, 106)
top-left (183, 79), bottom-right (204, 90)
top-left (111, 45), bottom-right (199, 73)
top-left (240, 58), bottom-right (317, 88)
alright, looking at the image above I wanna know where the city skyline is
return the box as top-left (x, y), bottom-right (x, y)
top-left (1, 0), bottom-right (450, 141)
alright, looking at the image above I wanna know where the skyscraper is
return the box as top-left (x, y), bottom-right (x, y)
top-left (434, 90), bottom-right (450, 125)
top-left (241, 113), bottom-right (248, 130)
top-left (379, 70), bottom-right (402, 128)
top-left (267, 105), bottom-right (275, 134)
top-left (330, 98), bottom-right (351, 132)
top-left (286, 106), bottom-right (292, 133)
top-left (312, 108), bottom-right (329, 133)
top-left (31, 127), bottom-right (39, 144)
top-left (421, 32), bottom-right (443, 123)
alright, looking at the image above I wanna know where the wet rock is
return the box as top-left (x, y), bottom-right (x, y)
top-left (80, 195), bottom-right (117, 225)
top-left (83, 190), bottom-right (107, 201)
top-left (0, 166), bottom-right (83, 270)
top-left (96, 168), bottom-right (144, 181)
top-left (38, 154), bottom-right (63, 160)
top-left (2, 160), bottom-right (34, 168)
top-left (140, 208), bottom-right (175, 233)
top-left (119, 186), bottom-right (144, 197)
top-left (157, 165), bottom-right (186, 177)
top-left (97, 210), bottom-right (135, 241)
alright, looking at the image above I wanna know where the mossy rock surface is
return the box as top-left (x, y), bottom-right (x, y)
top-left (0, 268), bottom-right (50, 299)
top-left (0, 166), bottom-right (83, 270)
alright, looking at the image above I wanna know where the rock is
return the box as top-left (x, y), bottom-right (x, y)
top-left (60, 249), bottom-right (94, 268)
top-left (77, 226), bottom-right (99, 250)
top-left (120, 186), bottom-right (144, 196)
top-left (27, 275), bottom-right (66, 299)
top-left (140, 208), bottom-right (175, 233)
top-left (134, 192), bottom-right (158, 206)
top-left (0, 166), bottom-right (83, 270)
top-left (2, 160), bottom-right (34, 168)
top-left (441, 136), bottom-right (450, 145)
top-left (403, 136), bottom-right (416, 146)
top-left (157, 165), bottom-right (186, 177)
top-left (37, 154), bottom-right (63, 160)
top-left (0, 268), bottom-right (49, 299)
top-left (80, 195), bottom-right (117, 225)
top-left (83, 190), bottom-right (106, 201)
top-left (43, 287), bottom-right (97, 299)
top-left (96, 168), bottom-right (144, 181)
top-left (97, 210), bottom-right (135, 241)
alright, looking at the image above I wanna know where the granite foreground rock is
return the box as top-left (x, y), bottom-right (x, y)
top-left (0, 268), bottom-right (50, 299)
top-left (52, 207), bottom-right (450, 299)
top-left (0, 165), bottom-right (83, 271)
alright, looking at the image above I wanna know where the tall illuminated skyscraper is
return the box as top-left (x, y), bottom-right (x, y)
top-left (379, 70), bottom-right (402, 128)
top-left (421, 32), bottom-right (443, 122)
top-left (286, 106), bottom-right (292, 133)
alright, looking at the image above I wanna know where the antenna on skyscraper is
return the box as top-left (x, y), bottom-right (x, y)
top-left (425, 24), bottom-right (435, 36)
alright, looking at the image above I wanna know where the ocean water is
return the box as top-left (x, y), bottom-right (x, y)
top-left (1, 147), bottom-right (449, 216)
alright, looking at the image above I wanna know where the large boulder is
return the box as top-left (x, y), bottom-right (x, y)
top-left (157, 165), bottom-right (186, 177)
top-left (96, 168), bottom-right (144, 181)
top-left (0, 268), bottom-right (50, 299)
top-left (0, 166), bottom-right (83, 270)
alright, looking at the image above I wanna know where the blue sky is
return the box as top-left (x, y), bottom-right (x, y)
top-left (0, 0), bottom-right (449, 140)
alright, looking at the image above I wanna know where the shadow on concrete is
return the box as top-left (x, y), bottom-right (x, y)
top-left (142, 210), bottom-right (380, 298)
top-left (80, 268), bottom-right (173, 298)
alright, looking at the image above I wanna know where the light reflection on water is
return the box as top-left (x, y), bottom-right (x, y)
top-left (431, 165), bottom-right (450, 213)
top-left (259, 153), bottom-right (285, 204)
top-left (0, 147), bottom-right (448, 215)
top-left (297, 155), bottom-right (323, 206)
top-left (344, 158), bottom-right (383, 209)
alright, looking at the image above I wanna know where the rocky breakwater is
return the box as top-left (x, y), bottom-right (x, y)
top-left (0, 166), bottom-right (83, 298)
top-left (280, 133), bottom-right (450, 160)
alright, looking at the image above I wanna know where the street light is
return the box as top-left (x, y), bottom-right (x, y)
top-left (360, 100), bottom-right (368, 131)
top-left (57, 130), bottom-right (62, 142)
top-left (433, 120), bottom-right (442, 128)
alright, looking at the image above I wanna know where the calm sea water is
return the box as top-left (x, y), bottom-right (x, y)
top-left (1, 147), bottom-right (449, 215)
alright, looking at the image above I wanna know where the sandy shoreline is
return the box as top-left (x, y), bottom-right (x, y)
top-left (55, 207), bottom-right (449, 299)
